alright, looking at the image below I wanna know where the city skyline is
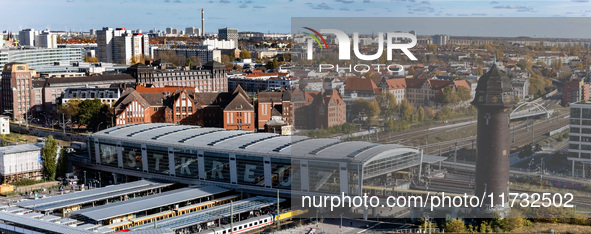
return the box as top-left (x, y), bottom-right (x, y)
top-left (2, 0), bottom-right (591, 36)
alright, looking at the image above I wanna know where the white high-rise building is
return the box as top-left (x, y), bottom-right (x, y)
top-left (186, 27), bottom-right (201, 36)
top-left (35, 31), bottom-right (57, 48)
top-left (18, 29), bottom-right (35, 47)
top-left (200, 38), bottom-right (236, 49)
top-left (97, 27), bottom-right (149, 65)
top-left (97, 27), bottom-right (115, 63)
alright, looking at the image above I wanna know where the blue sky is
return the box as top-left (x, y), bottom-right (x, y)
top-left (2, 0), bottom-right (591, 34)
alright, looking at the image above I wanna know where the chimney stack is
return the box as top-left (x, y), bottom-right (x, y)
top-left (201, 8), bottom-right (205, 37)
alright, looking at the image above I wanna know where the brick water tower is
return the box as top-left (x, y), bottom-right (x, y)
top-left (471, 63), bottom-right (516, 209)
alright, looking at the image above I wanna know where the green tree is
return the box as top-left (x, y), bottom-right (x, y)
top-left (519, 144), bottom-right (535, 158)
top-left (188, 56), bottom-right (202, 67)
top-left (418, 106), bottom-right (425, 122)
top-left (375, 92), bottom-right (398, 119)
top-left (435, 106), bottom-right (453, 120)
top-left (500, 209), bottom-right (526, 232)
top-left (442, 86), bottom-right (460, 104)
top-left (185, 58), bottom-right (193, 67)
top-left (76, 99), bottom-right (113, 132)
top-left (457, 86), bottom-right (472, 101)
top-left (265, 58), bottom-right (279, 70)
top-left (239, 49), bottom-right (251, 60)
top-left (282, 53), bottom-right (292, 62)
top-left (56, 147), bottom-right (68, 179)
top-left (427, 44), bottom-right (437, 53)
top-left (42, 135), bottom-right (58, 180)
top-left (351, 99), bottom-right (381, 120)
top-left (444, 218), bottom-right (467, 233)
top-left (58, 98), bottom-right (81, 125)
top-left (476, 65), bottom-right (483, 76)
top-left (399, 99), bottom-right (417, 123)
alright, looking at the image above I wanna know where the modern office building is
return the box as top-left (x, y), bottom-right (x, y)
top-left (568, 102), bottom-right (591, 178)
top-left (200, 39), bottom-right (236, 50)
top-left (218, 28), bottom-right (238, 46)
top-left (153, 47), bottom-right (221, 64)
top-left (34, 31), bottom-right (57, 49)
top-left (18, 29), bottom-right (35, 47)
top-left (0, 47), bottom-right (84, 71)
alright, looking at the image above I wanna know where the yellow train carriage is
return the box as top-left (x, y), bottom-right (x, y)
top-left (131, 210), bottom-right (176, 226)
top-left (174, 195), bottom-right (239, 215)
top-left (105, 221), bottom-right (133, 232)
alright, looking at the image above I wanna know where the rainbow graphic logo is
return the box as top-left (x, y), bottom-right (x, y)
top-left (303, 27), bottom-right (328, 51)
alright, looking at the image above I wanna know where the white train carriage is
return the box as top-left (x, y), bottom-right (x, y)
top-left (200, 214), bottom-right (275, 234)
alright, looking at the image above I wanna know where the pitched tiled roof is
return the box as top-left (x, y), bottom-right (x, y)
top-left (258, 92), bottom-right (283, 103)
top-left (232, 85), bottom-right (249, 100)
top-left (428, 79), bottom-right (452, 89)
top-left (405, 78), bottom-right (426, 89)
top-left (345, 77), bottom-right (378, 93)
top-left (225, 93), bottom-right (254, 111)
top-left (384, 78), bottom-right (407, 89)
top-left (453, 80), bottom-right (471, 90)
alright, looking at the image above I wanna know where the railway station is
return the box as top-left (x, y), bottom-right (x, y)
top-left (69, 185), bottom-right (230, 225)
top-left (17, 180), bottom-right (174, 216)
top-left (0, 184), bottom-right (285, 233)
top-left (84, 123), bottom-right (445, 198)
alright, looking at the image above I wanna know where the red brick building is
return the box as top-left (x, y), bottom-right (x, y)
top-left (563, 79), bottom-right (590, 106)
top-left (114, 85), bottom-right (256, 131)
top-left (0, 63), bottom-right (34, 123)
top-left (223, 87), bottom-right (255, 131)
top-left (292, 89), bottom-right (346, 129)
top-left (257, 90), bottom-right (292, 130)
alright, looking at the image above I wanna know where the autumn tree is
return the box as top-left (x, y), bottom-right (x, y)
top-left (84, 56), bottom-right (98, 63)
top-left (188, 56), bottom-right (202, 67)
top-left (58, 98), bottom-right (81, 125)
top-left (399, 99), bottom-right (417, 123)
top-left (457, 86), bottom-right (472, 101)
top-left (351, 99), bottom-right (381, 121)
top-left (427, 44), bottom-right (437, 53)
top-left (42, 136), bottom-right (58, 180)
top-left (239, 49), bottom-right (251, 60)
top-left (418, 106), bottom-right (425, 122)
top-left (375, 92), bottom-right (398, 119)
top-left (442, 86), bottom-right (460, 104)
top-left (444, 218), bottom-right (467, 233)
top-left (155, 50), bottom-right (185, 66)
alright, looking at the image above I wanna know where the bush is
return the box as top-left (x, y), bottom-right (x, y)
top-left (12, 178), bottom-right (42, 187)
